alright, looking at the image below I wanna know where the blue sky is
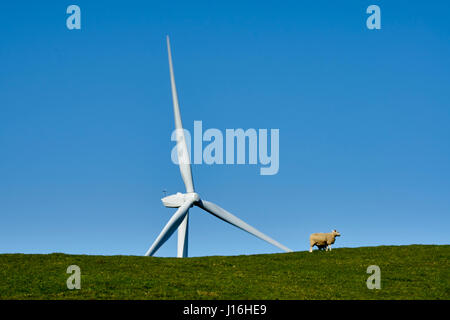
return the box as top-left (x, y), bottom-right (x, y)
top-left (1, 1), bottom-right (449, 257)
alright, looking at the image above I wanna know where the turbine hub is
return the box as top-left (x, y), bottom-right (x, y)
top-left (186, 192), bottom-right (200, 202)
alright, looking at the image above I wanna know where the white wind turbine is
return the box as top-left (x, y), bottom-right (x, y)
top-left (145, 36), bottom-right (292, 258)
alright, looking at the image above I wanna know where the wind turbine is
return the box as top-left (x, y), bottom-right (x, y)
top-left (145, 36), bottom-right (292, 258)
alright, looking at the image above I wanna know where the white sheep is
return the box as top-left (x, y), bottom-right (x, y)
top-left (309, 230), bottom-right (341, 252)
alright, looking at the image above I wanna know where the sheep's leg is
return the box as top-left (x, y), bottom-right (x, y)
top-left (328, 245), bottom-right (332, 251)
top-left (309, 240), bottom-right (315, 253)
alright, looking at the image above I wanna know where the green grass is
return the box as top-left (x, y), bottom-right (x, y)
top-left (0, 245), bottom-right (448, 300)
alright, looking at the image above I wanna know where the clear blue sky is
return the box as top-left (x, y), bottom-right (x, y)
top-left (1, 1), bottom-right (449, 257)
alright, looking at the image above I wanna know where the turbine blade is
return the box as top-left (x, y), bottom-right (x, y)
top-left (145, 199), bottom-right (194, 256)
top-left (167, 35), bottom-right (195, 193)
top-left (196, 200), bottom-right (293, 253)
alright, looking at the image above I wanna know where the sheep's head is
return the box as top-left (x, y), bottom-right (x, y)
top-left (332, 229), bottom-right (341, 237)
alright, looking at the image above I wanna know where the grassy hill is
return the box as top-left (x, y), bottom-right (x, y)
top-left (0, 245), bottom-right (448, 300)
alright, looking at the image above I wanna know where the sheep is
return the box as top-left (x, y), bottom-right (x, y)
top-left (309, 230), bottom-right (341, 252)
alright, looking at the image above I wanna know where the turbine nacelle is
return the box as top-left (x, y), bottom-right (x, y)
top-left (161, 192), bottom-right (200, 208)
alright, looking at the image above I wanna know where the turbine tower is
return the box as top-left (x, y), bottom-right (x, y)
top-left (145, 36), bottom-right (292, 258)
